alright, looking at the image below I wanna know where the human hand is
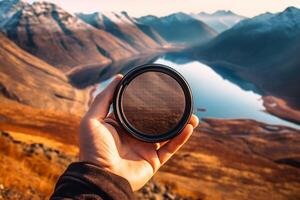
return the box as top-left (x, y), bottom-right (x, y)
top-left (79, 75), bottom-right (199, 191)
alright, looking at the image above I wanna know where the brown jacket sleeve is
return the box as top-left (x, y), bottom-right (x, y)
top-left (50, 162), bottom-right (134, 200)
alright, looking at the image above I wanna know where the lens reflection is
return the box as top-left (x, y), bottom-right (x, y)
top-left (122, 71), bottom-right (185, 136)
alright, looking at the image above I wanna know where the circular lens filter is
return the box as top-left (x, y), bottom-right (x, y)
top-left (113, 64), bottom-right (193, 142)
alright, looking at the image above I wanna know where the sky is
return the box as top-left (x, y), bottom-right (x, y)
top-left (26, 0), bottom-right (300, 17)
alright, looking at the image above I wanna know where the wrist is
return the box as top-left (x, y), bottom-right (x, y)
top-left (79, 152), bottom-right (125, 181)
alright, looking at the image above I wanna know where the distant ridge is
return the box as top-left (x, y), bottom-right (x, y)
top-left (191, 10), bottom-right (246, 33)
top-left (137, 12), bottom-right (217, 46)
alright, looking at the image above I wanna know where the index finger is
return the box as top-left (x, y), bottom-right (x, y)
top-left (85, 74), bottom-right (123, 120)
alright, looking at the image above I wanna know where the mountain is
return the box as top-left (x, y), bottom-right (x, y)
top-left (191, 6), bottom-right (300, 108)
top-left (0, 1), bottom-right (137, 71)
top-left (131, 18), bottom-right (167, 46)
top-left (77, 11), bottom-right (167, 51)
top-left (138, 12), bottom-right (217, 46)
top-left (192, 10), bottom-right (246, 33)
top-left (0, 33), bottom-right (90, 115)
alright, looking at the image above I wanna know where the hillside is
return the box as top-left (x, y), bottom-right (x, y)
top-left (138, 12), bottom-right (217, 46)
top-left (0, 33), bottom-right (90, 115)
top-left (191, 6), bottom-right (300, 108)
top-left (0, 0), bottom-right (137, 71)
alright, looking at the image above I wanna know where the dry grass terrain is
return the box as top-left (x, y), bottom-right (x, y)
top-left (157, 119), bottom-right (300, 199)
top-left (0, 97), bottom-right (81, 146)
top-left (1, 98), bottom-right (300, 199)
top-left (0, 131), bottom-right (76, 199)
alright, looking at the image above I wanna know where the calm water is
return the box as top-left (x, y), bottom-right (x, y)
top-left (97, 55), bottom-right (300, 129)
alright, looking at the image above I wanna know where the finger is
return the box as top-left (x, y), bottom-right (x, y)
top-left (86, 74), bottom-right (123, 120)
top-left (154, 140), bottom-right (168, 150)
top-left (157, 124), bottom-right (193, 165)
top-left (190, 114), bottom-right (199, 128)
top-left (88, 84), bottom-right (99, 107)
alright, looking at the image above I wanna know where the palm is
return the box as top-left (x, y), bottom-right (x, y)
top-left (84, 118), bottom-right (161, 190)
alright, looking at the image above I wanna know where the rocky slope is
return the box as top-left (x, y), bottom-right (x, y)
top-left (0, 0), bottom-right (137, 71)
top-left (0, 33), bottom-right (90, 115)
top-left (77, 11), bottom-right (167, 52)
top-left (138, 12), bottom-right (217, 46)
top-left (191, 6), bottom-right (300, 108)
top-left (191, 10), bottom-right (246, 33)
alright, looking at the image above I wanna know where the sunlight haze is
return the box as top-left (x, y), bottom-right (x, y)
top-left (25, 0), bottom-right (300, 17)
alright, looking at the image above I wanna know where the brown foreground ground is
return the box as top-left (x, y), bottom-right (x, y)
top-left (0, 99), bottom-right (300, 200)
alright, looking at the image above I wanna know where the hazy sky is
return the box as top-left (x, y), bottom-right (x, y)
top-left (26, 0), bottom-right (300, 17)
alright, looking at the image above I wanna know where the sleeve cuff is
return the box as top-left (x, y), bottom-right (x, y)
top-left (53, 162), bottom-right (134, 200)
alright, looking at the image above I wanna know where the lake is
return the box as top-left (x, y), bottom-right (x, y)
top-left (96, 54), bottom-right (300, 129)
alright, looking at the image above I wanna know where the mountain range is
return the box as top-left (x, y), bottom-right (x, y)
top-left (0, 0), bottom-right (140, 71)
top-left (0, 0), bottom-right (247, 75)
top-left (191, 10), bottom-right (246, 33)
top-left (1, 0), bottom-right (299, 110)
top-left (0, 0), bottom-right (225, 112)
top-left (76, 11), bottom-right (167, 50)
top-left (0, 0), bottom-right (226, 73)
top-left (191, 6), bottom-right (300, 108)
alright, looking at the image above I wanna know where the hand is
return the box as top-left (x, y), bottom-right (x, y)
top-left (79, 75), bottom-right (199, 191)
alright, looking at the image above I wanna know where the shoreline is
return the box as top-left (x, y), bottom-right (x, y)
top-left (66, 45), bottom-right (182, 78)
top-left (262, 96), bottom-right (300, 125)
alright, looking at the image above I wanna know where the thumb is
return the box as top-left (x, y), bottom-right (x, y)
top-left (86, 74), bottom-right (123, 120)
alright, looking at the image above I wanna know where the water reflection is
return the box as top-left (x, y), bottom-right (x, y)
top-left (95, 53), bottom-right (300, 129)
top-left (69, 55), bottom-right (159, 88)
top-left (156, 58), bottom-right (299, 129)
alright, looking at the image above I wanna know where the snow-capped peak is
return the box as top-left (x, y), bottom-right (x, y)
top-left (213, 10), bottom-right (235, 16)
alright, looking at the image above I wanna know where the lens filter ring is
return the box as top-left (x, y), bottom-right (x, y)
top-left (113, 63), bottom-right (193, 143)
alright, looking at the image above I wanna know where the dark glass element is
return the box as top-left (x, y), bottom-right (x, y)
top-left (122, 71), bottom-right (186, 135)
